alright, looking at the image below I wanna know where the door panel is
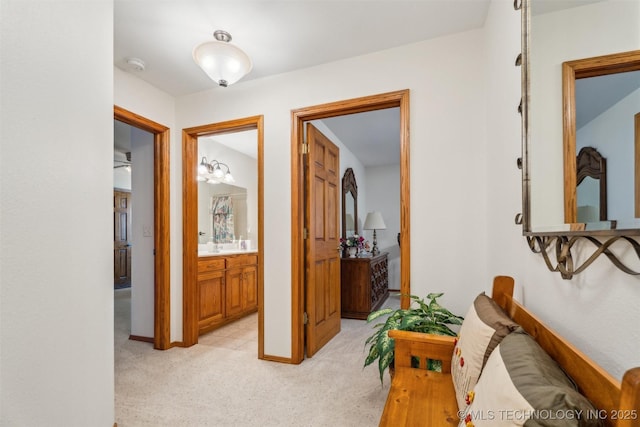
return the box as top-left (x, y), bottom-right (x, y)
top-left (114, 190), bottom-right (132, 288)
top-left (305, 124), bottom-right (340, 357)
top-left (198, 271), bottom-right (225, 331)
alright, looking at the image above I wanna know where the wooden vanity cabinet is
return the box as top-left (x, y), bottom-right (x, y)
top-left (340, 252), bottom-right (389, 319)
top-left (225, 255), bottom-right (258, 317)
top-left (197, 253), bottom-right (258, 334)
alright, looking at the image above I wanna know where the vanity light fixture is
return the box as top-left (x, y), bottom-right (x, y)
top-left (198, 157), bottom-right (235, 184)
top-left (192, 30), bottom-right (252, 87)
top-left (364, 211), bottom-right (386, 255)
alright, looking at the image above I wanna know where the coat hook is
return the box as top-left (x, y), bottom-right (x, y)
top-left (515, 53), bottom-right (522, 66)
top-left (515, 213), bottom-right (523, 225)
top-left (514, 0), bottom-right (522, 10)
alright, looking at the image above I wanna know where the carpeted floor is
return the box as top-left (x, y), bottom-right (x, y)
top-left (114, 288), bottom-right (399, 427)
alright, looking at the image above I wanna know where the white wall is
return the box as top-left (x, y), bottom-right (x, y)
top-left (0, 1), bottom-right (115, 425)
top-left (485, 0), bottom-right (640, 381)
top-left (113, 67), bottom-right (181, 340)
top-left (365, 165), bottom-right (401, 289)
top-left (176, 29), bottom-right (489, 358)
top-left (130, 127), bottom-right (155, 338)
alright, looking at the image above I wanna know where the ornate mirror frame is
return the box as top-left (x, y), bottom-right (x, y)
top-left (575, 147), bottom-right (607, 223)
top-left (342, 167), bottom-right (358, 239)
top-left (519, 0), bottom-right (640, 279)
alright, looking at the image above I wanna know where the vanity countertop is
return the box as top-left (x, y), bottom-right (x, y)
top-left (198, 250), bottom-right (258, 257)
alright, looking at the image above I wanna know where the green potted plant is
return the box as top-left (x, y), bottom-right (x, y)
top-left (364, 292), bottom-right (464, 383)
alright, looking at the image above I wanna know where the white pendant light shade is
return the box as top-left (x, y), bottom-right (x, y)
top-left (193, 30), bottom-right (252, 87)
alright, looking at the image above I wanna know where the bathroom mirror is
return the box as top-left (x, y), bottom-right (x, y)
top-left (198, 131), bottom-right (258, 248)
top-left (524, 0), bottom-right (640, 234)
top-left (342, 168), bottom-right (358, 239)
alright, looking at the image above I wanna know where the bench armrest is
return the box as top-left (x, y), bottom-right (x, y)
top-left (389, 330), bottom-right (456, 373)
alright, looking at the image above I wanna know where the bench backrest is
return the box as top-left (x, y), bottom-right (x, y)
top-left (491, 276), bottom-right (640, 427)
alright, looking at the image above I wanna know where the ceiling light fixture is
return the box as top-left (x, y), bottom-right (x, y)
top-left (198, 157), bottom-right (235, 184)
top-left (192, 30), bottom-right (252, 87)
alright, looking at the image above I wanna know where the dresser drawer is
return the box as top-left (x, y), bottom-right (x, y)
top-left (198, 258), bottom-right (226, 274)
top-left (226, 254), bottom-right (258, 269)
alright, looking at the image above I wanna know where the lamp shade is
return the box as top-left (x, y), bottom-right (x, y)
top-left (363, 211), bottom-right (386, 230)
top-left (193, 32), bottom-right (252, 87)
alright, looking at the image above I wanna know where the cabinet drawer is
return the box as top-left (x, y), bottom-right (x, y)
top-left (226, 254), bottom-right (258, 269)
top-left (198, 258), bottom-right (226, 274)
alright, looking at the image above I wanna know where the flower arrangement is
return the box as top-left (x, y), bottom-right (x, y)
top-left (340, 234), bottom-right (365, 250)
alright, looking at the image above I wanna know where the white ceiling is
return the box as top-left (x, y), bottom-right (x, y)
top-left (114, 0), bottom-right (492, 166)
top-left (114, 1), bottom-right (492, 97)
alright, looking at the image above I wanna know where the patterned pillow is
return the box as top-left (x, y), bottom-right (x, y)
top-left (458, 330), bottom-right (602, 427)
top-left (452, 293), bottom-right (519, 411)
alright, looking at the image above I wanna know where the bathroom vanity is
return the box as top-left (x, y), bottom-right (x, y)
top-left (197, 251), bottom-right (258, 334)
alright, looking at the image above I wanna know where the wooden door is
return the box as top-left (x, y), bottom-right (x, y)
top-left (305, 124), bottom-right (341, 357)
top-left (114, 190), bottom-right (132, 288)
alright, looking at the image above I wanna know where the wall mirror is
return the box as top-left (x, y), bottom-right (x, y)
top-left (342, 167), bottom-right (358, 239)
top-left (520, 0), bottom-right (640, 277)
top-left (197, 132), bottom-right (258, 250)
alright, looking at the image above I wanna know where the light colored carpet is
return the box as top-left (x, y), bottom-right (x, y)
top-left (115, 289), bottom-right (399, 427)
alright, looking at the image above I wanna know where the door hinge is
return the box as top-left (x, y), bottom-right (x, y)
top-left (303, 312), bottom-right (308, 325)
top-left (303, 228), bottom-right (308, 239)
top-left (301, 142), bottom-right (309, 155)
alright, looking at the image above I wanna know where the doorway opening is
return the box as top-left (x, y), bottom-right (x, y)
top-left (182, 116), bottom-right (265, 354)
top-left (290, 89), bottom-right (411, 363)
top-left (114, 106), bottom-right (171, 350)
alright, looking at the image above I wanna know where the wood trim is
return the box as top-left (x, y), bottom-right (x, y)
top-left (181, 116), bottom-right (264, 352)
top-left (129, 335), bottom-right (154, 343)
top-left (114, 105), bottom-right (171, 350)
top-left (562, 50), bottom-right (640, 224)
top-left (291, 89), bottom-right (411, 363)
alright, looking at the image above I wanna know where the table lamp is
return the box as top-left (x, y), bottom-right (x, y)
top-left (363, 211), bottom-right (386, 255)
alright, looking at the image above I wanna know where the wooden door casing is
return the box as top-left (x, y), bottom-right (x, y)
top-left (305, 124), bottom-right (341, 357)
top-left (114, 190), bottom-right (132, 287)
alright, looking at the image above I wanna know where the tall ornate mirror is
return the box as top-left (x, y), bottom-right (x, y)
top-left (520, 0), bottom-right (640, 278)
top-left (342, 168), bottom-right (358, 239)
top-left (576, 147), bottom-right (607, 223)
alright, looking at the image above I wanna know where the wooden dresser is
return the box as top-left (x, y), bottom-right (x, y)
top-left (340, 252), bottom-right (389, 319)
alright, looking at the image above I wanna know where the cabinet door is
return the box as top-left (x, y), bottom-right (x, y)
top-left (198, 271), bottom-right (225, 331)
top-left (225, 267), bottom-right (244, 317)
top-left (242, 265), bottom-right (258, 311)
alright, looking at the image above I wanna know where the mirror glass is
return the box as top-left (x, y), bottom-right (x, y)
top-left (197, 130), bottom-right (258, 249)
top-left (527, 0), bottom-right (640, 232)
top-left (344, 194), bottom-right (355, 235)
top-left (341, 168), bottom-right (358, 239)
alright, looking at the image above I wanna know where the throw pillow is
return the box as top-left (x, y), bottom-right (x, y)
top-left (458, 330), bottom-right (602, 427)
top-left (452, 292), bottom-right (519, 411)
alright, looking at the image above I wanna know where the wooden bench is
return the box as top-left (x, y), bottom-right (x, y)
top-left (379, 276), bottom-right (640, 426)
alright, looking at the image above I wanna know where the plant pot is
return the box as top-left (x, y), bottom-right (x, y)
top-left (348, 247), bottom-right (357, 258)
